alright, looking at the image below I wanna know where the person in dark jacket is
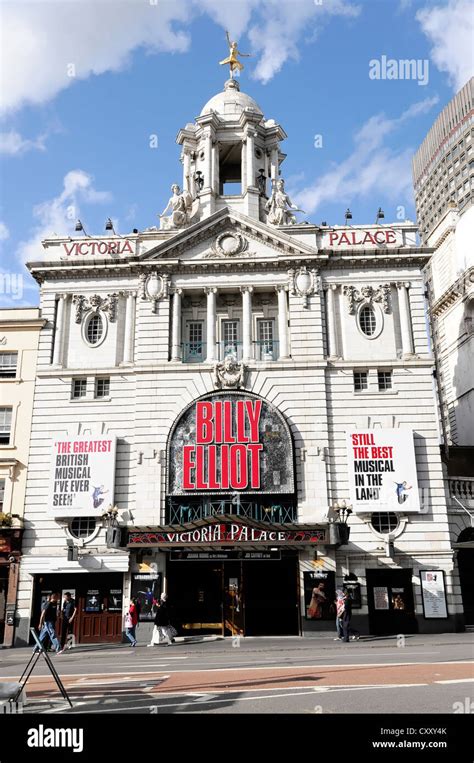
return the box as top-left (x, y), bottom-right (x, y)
top-left (150, 593), bottom-right (174, 645)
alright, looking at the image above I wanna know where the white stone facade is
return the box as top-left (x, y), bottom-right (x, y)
top-left (14, 81), bottom-right (461, 644)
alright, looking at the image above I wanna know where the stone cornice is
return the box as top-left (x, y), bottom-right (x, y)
top-left (430, 266), bottom-right (474, 318)
top-left (0, 318), bottom-right (45, 330)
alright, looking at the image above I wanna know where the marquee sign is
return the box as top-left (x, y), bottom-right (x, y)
top-left (346, 429), bottom-right (420, 512)
top-left (168, 392), bottom-right (294, 495)
top-left (128, 523), bottom-right (326, 547)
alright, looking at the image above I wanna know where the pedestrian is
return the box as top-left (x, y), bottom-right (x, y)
top-left (124, 597), bottom-right (139, 646)
top-left (60, 592), bottom-right (77, 651)
top-left (334, 590), bottom-right (345, 640)
top-left (340, 589), bottom-right (359, 642)
top-left (150, 593), bottom-right (174, 646)
top-left (37, 593), bottom-right (62, 654)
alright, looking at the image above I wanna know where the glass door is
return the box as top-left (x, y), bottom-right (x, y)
top-left (221, 319), bottom-right (240, 360)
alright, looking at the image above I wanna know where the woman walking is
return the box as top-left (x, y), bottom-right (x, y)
top-left (124, 597), bottom-right (139, 647)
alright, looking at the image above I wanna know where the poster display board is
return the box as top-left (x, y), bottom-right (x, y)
top-left (420, 570), bottom-right (448, 619)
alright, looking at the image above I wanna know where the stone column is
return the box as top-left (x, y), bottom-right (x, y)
top-left (211, 142), bottom-right (218, 194)
top-left (205, 287), bottom-right (217, 362)
top-left (123, 292), bottom-right (136, 364)
top-left (171, 288), bottom-right (183, 361)
top-left (241, 286), bottom-right (254, 361)
top-left (397, 281), bottom-right (414, 356)
top-left (276, 285), bottom-right (290, 359)
top-left (241, 139), bottom-right (247, 193)
top-left (52, 294), bottom-right (67, 366)
top-left (326, 284), bottom-right (338, 358)
top-left (246, 131), bottom-right (255, 191)
top-left (204, 131), bottom-right (212, 190)
top-left (183, 150), bottom-right (191, 194)
top-left (270, 147), bottom-right (279, 180)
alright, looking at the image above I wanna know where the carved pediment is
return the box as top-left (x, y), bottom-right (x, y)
top-left (138, 209), bottom-right (317, 264)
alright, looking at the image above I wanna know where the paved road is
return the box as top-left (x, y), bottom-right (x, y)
top-left (0, 633), bottom-right (472, 714)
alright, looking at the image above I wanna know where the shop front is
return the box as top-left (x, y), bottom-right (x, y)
top-left (128, 518), bottom-right (326, 636)
top-left (30, 572), bottom-right (124, 645)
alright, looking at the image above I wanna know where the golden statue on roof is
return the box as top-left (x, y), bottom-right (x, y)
top-left (219, 31), bottom-right (251, 79)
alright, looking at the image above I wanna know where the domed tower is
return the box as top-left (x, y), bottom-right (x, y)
top-left (176, 78), bottom-right (287, 222)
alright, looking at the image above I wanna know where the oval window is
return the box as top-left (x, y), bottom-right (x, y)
top-left (359, 305), bottom-right (376, 336)
top-left (86, 313), bottom-right (104, 345)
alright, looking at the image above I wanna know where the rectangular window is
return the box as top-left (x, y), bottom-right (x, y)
top-left (0, 353), bottom-right (18, 379)
top-left (222, 320), bottom-right (239, 359)
top-left (0, 407), bottom-right (12, 444)
top-left (378, 371), bottom-right (393, 391)
top-left (257, 319), bottom-right (276, 360)
top-left (95, 378), bottom-right (110, 398)
top-left (0, 479), bottom-right (5, 511)
top-left (353, 371), bottom-right (368, 392)
top-left (185, 321), bottom-right (204, 362)
top-left (72, 379), bottom-right (87, 399)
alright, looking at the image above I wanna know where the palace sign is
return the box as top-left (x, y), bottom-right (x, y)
top-left (61, 240), bottom-right (134, 256)
top-left (128, 523), bottom-right (326, 547)
top-left (319, 227), bottom-right (416, 251)
top-left (168, 392), bottom-right (294, 495)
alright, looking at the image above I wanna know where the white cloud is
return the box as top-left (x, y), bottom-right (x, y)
top-left (0, 0), bottom-right (360, 115)
top-left (16, 170), bottom-right (112, 264)
top-left (0, 130), bottom-right (48, 156)
top-left (293, 96), bottom-right (439, 216)
top-left (417, 0), bottom-right (474, 91)
top-left (0, 222), bottom-right (10, 241)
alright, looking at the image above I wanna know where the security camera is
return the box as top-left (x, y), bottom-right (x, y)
top-left (8, 555), bottom-right (15, 563)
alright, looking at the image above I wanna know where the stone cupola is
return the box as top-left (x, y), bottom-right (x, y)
top-left (176, 78), bottom-right (287, 222)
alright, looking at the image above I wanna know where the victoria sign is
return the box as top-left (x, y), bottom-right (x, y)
top-left (168, 392), bottom-right (294, 495)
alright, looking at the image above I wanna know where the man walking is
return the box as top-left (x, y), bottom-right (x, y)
top-left (37, 593), bottom-right (62, 654)
top-left (60, 592), bottom-right (77, 651)
top-left (341, 589), bottom-right (353, 643)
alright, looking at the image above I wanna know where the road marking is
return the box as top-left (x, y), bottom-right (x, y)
top-left (435, 678), bottom-right (474, 684)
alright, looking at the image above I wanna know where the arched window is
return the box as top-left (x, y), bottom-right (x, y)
top-left (359, 305), bottom-right (376, 336)
top-left (370, 512), bottom-right (399, 535)
top-left (86, 313), bottom-right (103, 345)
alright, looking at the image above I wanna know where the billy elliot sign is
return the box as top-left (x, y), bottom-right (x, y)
top-left (346, 429), bottom-right (420, 512)
top-left (168, 392), bottom-right (294, 495)
top-left (128, 523), bottom-right (326, 547)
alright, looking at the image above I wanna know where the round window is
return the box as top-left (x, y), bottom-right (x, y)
top-left (85, 313), bottom-right (104, 346)
top-left (69, 517), bottom-right (97, 540)
top-left (370, 512), bottom-right (399, 535)
top-left (359, 305), bottom-right (376, 336)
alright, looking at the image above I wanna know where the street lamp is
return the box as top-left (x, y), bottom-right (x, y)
top-left (375, 207), bottom-right (385, 224)
top-left (344, 208), bottom-right (352, 224)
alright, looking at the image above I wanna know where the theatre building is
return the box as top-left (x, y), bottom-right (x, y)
top-left (14, 76), bottom-right (461, 645)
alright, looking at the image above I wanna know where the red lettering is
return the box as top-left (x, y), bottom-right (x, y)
top-left (339, 232), bottom-right (351, 245)
top-left (223, 401), bottom-right (235, 443)
top-left (108, 241), bottom-right (117, 254)
top-left (362, 231), bottom-right (376, 245)
top-left (248, 443), bottom-right (263, 488)
top-left (98, 242), bottom-right (108, 254)
top-left (374, 230), bottom-right (387, 244)
top-left (196, 402), bottom-right (213, 444)
top-left (236, 401), bottom-right (249, 443)
top-left (63, 242), bottom-right (76, 256)
top-left (220, 444), bottom-right (229, 489)
top-left (195, 444), bottom-right (206, 489)
top-left (230, 444), bottom-right (247, 489)
top-left (246, 400), bottom-right (262, 442)
top-left (78, 242), bottom-right (89, 255)
top-left (183, 446), bottom-right (195, 489)
top-left (122, 240), bottom-right (134, 254)
top-left (207, 445), bottom-right (219, 489)
top-left (329, 232), bottom-right (338, 246)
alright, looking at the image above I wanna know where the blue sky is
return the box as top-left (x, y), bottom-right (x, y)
top-left (0, 0), bottom-right (472, 306)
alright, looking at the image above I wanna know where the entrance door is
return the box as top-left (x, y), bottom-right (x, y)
top-left (366, 568), bottom-right (417, 635)
top-left (244, 555), bottom-right (299, 636)
top-left (168, 561), bottom-right (224, 635)
top-left (0, 567), bottom-right (7, 644)
top-left (223, 562), bottom-right (244, 636)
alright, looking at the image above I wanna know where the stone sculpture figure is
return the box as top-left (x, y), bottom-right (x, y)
top-left (214, 354), bottom-right (246, 389)
top-left (265, 179), bottom-right (304, 226)
top-left (159, 184), bottom-right (199, 230)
